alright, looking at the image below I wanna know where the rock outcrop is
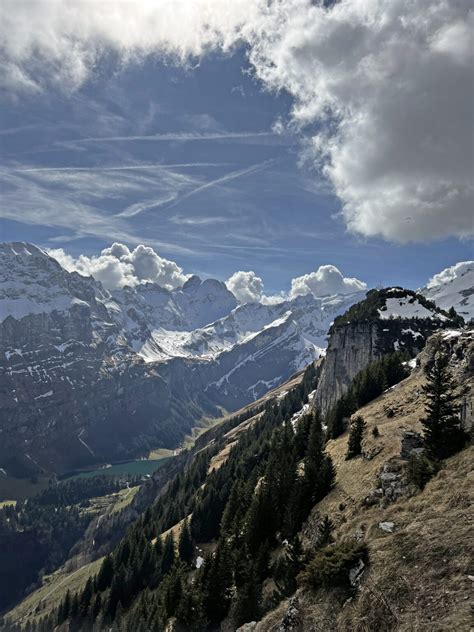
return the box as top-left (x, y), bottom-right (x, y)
top-left (314, 288), bottom-right (455, 414)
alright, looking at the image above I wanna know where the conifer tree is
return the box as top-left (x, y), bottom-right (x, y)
top-left (346, 416), bottom-right (366, 459)
top-left (175, 583), bottom-right (207, 630)
top-left (178, 518), bottom-right (194, 565)
top-left (92, 592), bottom-right (102, 621)
top-left (421, 349), bottom-right (466, 460)
top-left (317, 515), bottom-right (334, 547)
top-left (70, 593), bottom-right (80, 621)
top-left (294, 413), bottom-right (312, 458)
top-left (274, 535), bottom-right (303, 596)
top-left (161, 533), bottom-right (175, 575)
top-left (96, 554), bottom-right (115, 592)
top-left (202, 544), bottom-right (233, 623)
top-left (303, 412), bottom-right (336, 510)
top-left (232, 562), bottom-right (261, 626)
top-left (57, 589), bottom-right (71, 624)
top-left (220, 483), bottom-right (243, 537)
top-left (79, 577), bottom-right (93, 617)
top-left (244, 482), bottom-right (274, 554)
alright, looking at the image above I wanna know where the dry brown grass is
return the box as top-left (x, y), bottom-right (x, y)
top-left (7, 557), bottom-right (104, 627)
top-left (256, 446), bottom-right (473, 632)
top-left (208, 440), bottom-right (238, 473)
top-left (257, 366), bottom-right (473, 631)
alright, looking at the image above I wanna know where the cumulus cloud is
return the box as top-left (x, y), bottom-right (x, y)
top-left (225, 271), bottom-right (264, 303)
top-left (49, 243), bottom-right (189, 291)
top-left (2, 0), bottom-right (472, 242)
top-left (290, 265), bottom-right (367, 298)
top-left (427, 261), bottom-right (474, 289)
top-left (0, 0), bottom-right (261, 93)
top-left (226, 265), bottom-right (366, 303)
top-left (247, 0), bottom-right (473, 242)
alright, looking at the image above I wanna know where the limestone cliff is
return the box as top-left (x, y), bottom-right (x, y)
top-left (314, 287), bottom-right (456, 414)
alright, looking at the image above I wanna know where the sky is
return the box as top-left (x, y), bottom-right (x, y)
top-left (0, 0), bottom-right (472, 300)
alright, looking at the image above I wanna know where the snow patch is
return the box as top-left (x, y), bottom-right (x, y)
top-left (442, 329), bottom-right (463, 340)
top-left (379, 297), bottom-right (445, 321)
top-left (34, 390), bottom-right (53, 399)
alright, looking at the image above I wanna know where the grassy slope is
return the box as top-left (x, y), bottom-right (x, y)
top-left (256, 365), bottom-right (473, 631)
top-left (5, 486), bottom-right (138, 627)
top-left (0, 474), bottom-right (51, 502)
top-left (7, 558), bottom-right (104, 628)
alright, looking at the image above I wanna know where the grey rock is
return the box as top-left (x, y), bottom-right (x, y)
top-left (277, 596), bottom-right (301, 632)
top-left (378, 521), bottom-right (395, 533)
top-left (400, 431), bottom-right (424, 459)
top-left (362, 488), bottom-right (384, 507)
top-left (313, 288), bottom-right (452, 415)
top-left (349, 559), bottom-right (366, 586)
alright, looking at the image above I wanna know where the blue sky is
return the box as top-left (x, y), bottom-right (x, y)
top-left (0, 1), bottom-right (472, 296)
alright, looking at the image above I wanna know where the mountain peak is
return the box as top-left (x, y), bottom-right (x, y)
top-left (181, 275), bottom-right (202, 291)
top-left (0, 241), bottom-right (54, 263)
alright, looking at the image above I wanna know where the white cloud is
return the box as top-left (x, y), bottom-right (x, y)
top-left (226, 271), bottom-right (264, 303)
top-left (0, 0), bottom-right (262, 93)
top-left (427, 261), bottom-right (474, 289)
top-left (290, 265), bottom-right (366, 298)
top-left (49, 243), bottom-right (189, 291)
top-left (260, 293), bottom-right (287, 306)
top-left (226, 264), bottom-right (366, 303)
top-left (247, 0), bottom-right (473, 242)
top-left (1, 0), bottom-right (472, 243)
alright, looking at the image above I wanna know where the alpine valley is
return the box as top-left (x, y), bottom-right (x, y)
top-left (0, 242), bottom-right (364, 476)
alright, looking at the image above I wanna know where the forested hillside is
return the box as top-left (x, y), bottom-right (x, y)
top-left (3, 318), bottom-right (472, 632)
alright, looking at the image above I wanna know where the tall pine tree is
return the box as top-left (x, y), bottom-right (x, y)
top-left (178, 518), bottom-right (194, 565)
top-left (345, 416), bottom-right (366, 459)
top-left (421, 348), bottom-right (466, 460)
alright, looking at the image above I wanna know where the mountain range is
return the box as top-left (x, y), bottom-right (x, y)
top-left (0, 242), bottom-right (472, 475)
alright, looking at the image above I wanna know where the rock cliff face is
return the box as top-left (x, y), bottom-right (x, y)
top-left (314, 288), bottom-right (455, 413)
top-left (314, 321), bottom-right (380, 414)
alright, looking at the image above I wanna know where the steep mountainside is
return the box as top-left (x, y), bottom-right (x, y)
top-left (314, 287), bottom-right (456, 414)
top-left (5, 327), bottom-right (471, 632)
top-left (0, 243), bottom-right (360, 475)
top-left (254, 329), bottom-right (473, 632)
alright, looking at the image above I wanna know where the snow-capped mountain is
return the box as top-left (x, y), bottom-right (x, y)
top-left (124, 292), bottom-right (361, 363)
top-left (0, 242), bottom-right (363, 474)
top-left (420, 261), bottom-right (474, 321)
top-left (1, 242), bottom-right (468, 474)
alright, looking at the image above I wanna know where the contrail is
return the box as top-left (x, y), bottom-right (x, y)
top-left (64, 131), bottom-right (275, 144)
top-left (167, 159), bottom-right (276, 210)
top-left (13, 162), bottom-right (227, 173)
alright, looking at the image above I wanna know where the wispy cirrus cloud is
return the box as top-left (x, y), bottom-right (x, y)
top-left (0, 162), bottom-right (202, 255)
top-left (170, 215), bottom-right (229, 226)
top-left (2, 0), bottom-right (470, 244)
